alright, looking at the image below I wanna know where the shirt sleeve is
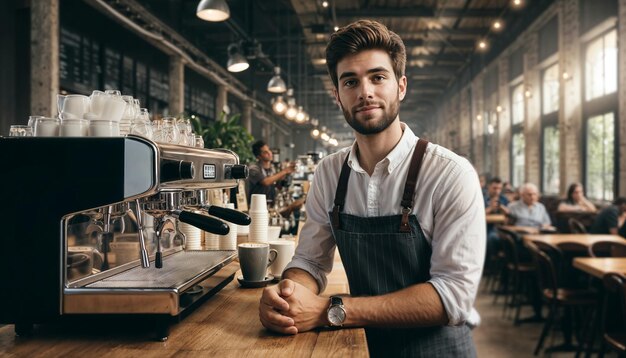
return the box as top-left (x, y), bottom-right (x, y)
top-left (428, 162), bottom-right (486, 326)
top-left (541, 205), bottom-right (552, 225)
top-left (283, 161), bottom-right (337, 292)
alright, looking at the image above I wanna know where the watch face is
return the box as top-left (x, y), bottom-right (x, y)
top-left (328, 306), bottom-right (346, 326)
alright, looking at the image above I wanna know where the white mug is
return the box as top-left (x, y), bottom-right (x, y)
top-left (268, 239), bottom-right (295, 278)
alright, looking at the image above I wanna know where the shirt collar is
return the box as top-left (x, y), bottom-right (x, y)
top-left (346, 122), bottom-right (419, 174)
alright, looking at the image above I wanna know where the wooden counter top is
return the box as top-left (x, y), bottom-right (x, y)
top-left (0, 261), bottom-right (367, 357)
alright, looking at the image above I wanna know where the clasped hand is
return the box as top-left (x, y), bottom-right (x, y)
top-left (259, 279), bottom-right (328, 334)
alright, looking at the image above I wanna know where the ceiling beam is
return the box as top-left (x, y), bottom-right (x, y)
top-left (335, 7), bottom-right (503, 19)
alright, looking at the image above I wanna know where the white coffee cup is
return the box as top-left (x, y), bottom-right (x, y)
top-left (33, 117), bottom-right (59, 137)
top-left (60, 119), bottom-right (89, 137)
top-left (268, 240), bottom-right (295, 278)
top-left (250, 194), bottom-right (267, 211)
top-left (89, 120), bottom-right (120, 137)
top-left (62, 95), bottom-right (90, 119)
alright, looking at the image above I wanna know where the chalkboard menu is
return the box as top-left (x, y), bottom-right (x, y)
top-left (149, 69), bottom-right (169, 102)
top-left (122, 55), bottom-right (134, 95)
top-left (103, 47), bottom-right (121, 91)
top-left (184, 83), bottom-right (216, 122)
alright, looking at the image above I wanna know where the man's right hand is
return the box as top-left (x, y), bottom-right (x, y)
top-left (259, 280), bottom-right (298, 335)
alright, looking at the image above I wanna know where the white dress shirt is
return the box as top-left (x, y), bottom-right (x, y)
top-left (285, 124), bottom-right (486, 326)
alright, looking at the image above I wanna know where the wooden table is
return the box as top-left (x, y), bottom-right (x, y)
top-left (501, 225), bottom-right (540, 235)
top-left (573, 257), bottom-right (626, 279)
top-left (486, 214), bottom-right (507, 225)
top-left (0, 262), bottom-right (366, 357)
top-left (523, 233), bottom-right (626, 248)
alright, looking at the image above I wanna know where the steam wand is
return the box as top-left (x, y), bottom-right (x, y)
top-left (134, 199), bottom-right (151, 268)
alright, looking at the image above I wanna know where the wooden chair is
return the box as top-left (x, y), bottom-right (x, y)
top-left (497, 228), bottom-right (536, 324)
top-left (527, 241), bottom-right (597, 355)
top-left (557, 242), bottom-right (591, 289)
top-left (568, 218), bottom-right (588, 234)
top-left (600, 273), bottom-right (626, 357)
top-left (590, 241), bottom-right (626, 258)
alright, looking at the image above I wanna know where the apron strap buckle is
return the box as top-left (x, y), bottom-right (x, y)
top-left (400, 207), bottom-right (411, 233)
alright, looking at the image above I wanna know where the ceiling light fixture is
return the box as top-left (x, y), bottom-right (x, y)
top-left (478, 40), bottom-right (488, 50)
top-left (295, 106), bottom-right (306, 123)
top-left (196, 0), bottom-right (230, 22)
top-left (267, 67), bottom-right (287, 93)
top-left (512, 0), bottom-right (523, 7)
top-left (322, 1), bottom-right (329, 8)
top-left (272, 96), bottom-right (287, 115)
top-left (334, 25), bottom-right (339, 32)
top-left (492, 20), bottom-right (502, 30)
top-left (227, 43), bottom-right (249, 72)
top-left (311, 128), bottom-right (320, 139)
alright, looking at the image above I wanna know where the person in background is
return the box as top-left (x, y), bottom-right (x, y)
top-left (557, 183), bottom-right (597, 212)
top-left (484, 177), bottom-right (509, 261)
top-left (247, 140), bottom-right (297, 205)
top-left (479, 173), bottom-right (488, 197)
top-left (507, 183), bottom-right (553, 229)
top-left (502, 182), bottom-right (517, 203)
top-left (258, 20), bottom-right (484, 357)
top-left (590, 197), bottom-right (626, 235)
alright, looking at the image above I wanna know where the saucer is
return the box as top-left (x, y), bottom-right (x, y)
top-left (237, 274), bottom-right (275, 288)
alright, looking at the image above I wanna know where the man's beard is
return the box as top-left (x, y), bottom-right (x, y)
top-left (340, 94), bottom-right (400, 135)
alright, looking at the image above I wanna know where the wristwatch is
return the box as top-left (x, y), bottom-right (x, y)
top-left (327, 296), bottom-right (346, 327)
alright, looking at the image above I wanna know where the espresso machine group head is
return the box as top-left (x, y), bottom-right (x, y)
top-left (0, 135), bottom-right (249, 340)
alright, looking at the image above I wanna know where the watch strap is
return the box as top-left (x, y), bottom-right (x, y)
top-left (330, 296), bottom-right (343, 306)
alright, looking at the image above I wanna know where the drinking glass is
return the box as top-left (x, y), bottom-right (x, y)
top-left (33, 117), bottom-right (60, 137)
top-left (104, 89), bottom-right (121, 96)
top-left (9, 125), bottom-right (33, 137)
top-left (27, 116), bottom-right (43, 127)
top-left (195, 134), bottom-right (204, 148)
top-left (160, 117), bottom-right (180, 144)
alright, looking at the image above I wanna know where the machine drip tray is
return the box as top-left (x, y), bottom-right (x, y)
top-left (87, 250), bottom-right (236, 290)
top-left (63, 251), bottom-right (238, 316)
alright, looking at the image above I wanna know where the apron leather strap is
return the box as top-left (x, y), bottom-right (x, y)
top-left (400, 139), bottom-right (429, 232)
top-left (332, 153), bottom-right (352, 229)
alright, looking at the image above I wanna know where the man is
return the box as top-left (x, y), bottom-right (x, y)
top-left (247, 140), bottom-right (295, 204)
top-left (484, 177), bottom-right (509, 262)
top-left (507, 183), bottom-right (553, 229)
top-left (259, 20), bottom-right (485, 357)
top-left (590, 197), bottom-right (626, 235)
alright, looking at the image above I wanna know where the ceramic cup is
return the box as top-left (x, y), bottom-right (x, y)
top-left (268, 239), bottom-right (295, 278)
top-left (237, 242), bottom-right (277, 282)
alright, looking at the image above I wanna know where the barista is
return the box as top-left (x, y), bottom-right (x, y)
top-left (247, 140), bottom-right (303, 214)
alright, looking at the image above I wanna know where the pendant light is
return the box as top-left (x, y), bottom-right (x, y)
top-left (227, 43), bottom-right (249, 72)
top-left (267, 67), bottom-right (287, 93)
top-left (196, 0), bottom-right (230, 22)
top-left (272, 96), bottom-right (287, 115)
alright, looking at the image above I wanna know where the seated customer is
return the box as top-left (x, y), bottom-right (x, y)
top-left (484, 177), bottom-right (509, 264)
top-left (590, 197), bottom-right (626, 235)
top-left (507, 183), bottom-right (554, 229)
top-left (557, 183), bottom-right (597, 212)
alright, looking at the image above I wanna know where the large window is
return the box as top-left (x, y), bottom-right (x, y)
top-left (542, 64), bottom-right (559, 115)
top-left (586, 112), bottom-right (614, 200)
top-left (585, 29), bottom-right (617, 101)
top-left (512, 133), bottom-right (525, 188)
top-left (542, 126), bottom-right (560, 194)
top-left (511, 84), bottom-right (525, 125)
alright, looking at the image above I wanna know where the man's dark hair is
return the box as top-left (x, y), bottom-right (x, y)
top-left (613, 197), bottom-right (626, 206)
top-left (325, 20), bottom-right (406, 89)
top-left (488, 177), bottom-right (503, 185)
top-left (252, 140), bottom-right (266, 158)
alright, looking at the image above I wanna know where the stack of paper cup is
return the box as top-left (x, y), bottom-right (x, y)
top-left (179, 221), bottom-right (202, 250)
top-left (219, 203), bottom-right (238, 250)
top-left (248, 194), bottom-right (269, 243)
top-left (205, 231), bottom-right (220, 250)
top-left (237, 222), bottom-right (250, 246)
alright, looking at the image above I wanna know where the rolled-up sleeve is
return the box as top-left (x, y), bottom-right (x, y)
top-left (283, 161), bottom-right (337, 292)
top-left (428, 163), bottom-right (485, 326)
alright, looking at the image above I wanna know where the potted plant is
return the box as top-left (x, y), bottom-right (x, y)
top-left (188, 111), bottom-right (255, 164)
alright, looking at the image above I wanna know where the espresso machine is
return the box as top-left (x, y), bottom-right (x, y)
top-left (0, 135), bottom-right (249, 340)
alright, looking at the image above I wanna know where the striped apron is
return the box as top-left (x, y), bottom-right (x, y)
top-left (329, 139), bottom-right (476, 357)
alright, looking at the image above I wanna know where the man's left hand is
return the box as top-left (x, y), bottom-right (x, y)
top-left (279, 280), bottom-right (328, 332)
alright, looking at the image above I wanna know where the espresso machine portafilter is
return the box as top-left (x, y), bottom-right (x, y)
top-left (0, 135), bottom-right (248, 340)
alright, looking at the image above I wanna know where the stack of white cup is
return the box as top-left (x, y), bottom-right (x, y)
top-left (180, 221), bottom-right (202, 250)
top-left (248, 194), bottom-right (269, 243)
top-left (219, 203), bottom-right (238, 250)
